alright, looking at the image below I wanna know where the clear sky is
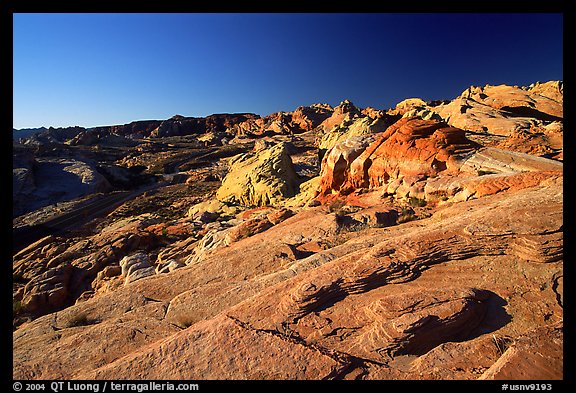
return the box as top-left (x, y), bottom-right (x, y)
top-left (13, 13), bottom-right (563, 129)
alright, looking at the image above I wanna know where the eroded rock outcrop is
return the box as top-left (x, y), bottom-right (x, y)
top-left (216, 142), bottom-right (301, 206)
top-left (149, 113), bottom-right (259, 138)
top-left (225, 104), bottom-right (333, 137)
top-left (13, 171), bottom-right (563, 379)
top-left (119, 252), bottom-right (155, 285)
top-left (318, 117), bottom-right (479, 201)
top-left (432, 82), bottom-right (563, 135)
top-left (317, 116), bottom-right (562, 205)
top-left (390, 81), bottom-right (563, 160)
top-left (460, 83), bottom-right (562, 121)
top-left (13, 157), bottom-right (111, 217)
top-left (13, 214), bottom-right (163, 319)
top-left (479, 323), bottom-right (563, 380)
top-left (13, 80), bottom-right (563, 381)
top-left (317, 115), bottom-right (395, 152)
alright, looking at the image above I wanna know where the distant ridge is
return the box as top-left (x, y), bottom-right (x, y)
top-left (12, 127), bottom-right (47, 140)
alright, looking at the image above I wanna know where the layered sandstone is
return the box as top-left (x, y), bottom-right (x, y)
top-left (13, 80), bottom-right (563, 381)
top-left (13, 176), bottom-right (562, 380)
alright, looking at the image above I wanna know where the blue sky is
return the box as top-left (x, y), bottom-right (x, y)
top-left (13, 13), bottom-right (563, 129)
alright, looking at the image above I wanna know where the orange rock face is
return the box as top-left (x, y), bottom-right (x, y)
top-left (318, 118), bottom-right (479, 200)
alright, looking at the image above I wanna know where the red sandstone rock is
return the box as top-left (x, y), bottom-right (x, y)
top-left (224, 218), bottom-right (274, 243)
top-left (13, 178), bottom-right (563, 379)
top-left (318, 99), bottom-right (363, 132)
top-left (290, 104), bottom-right (333, 132)
top-left (81, 314), bottom-right (347, 380)
top-left (13, 215), bottom-right (163, 318)
top-left (463, 83), bottom-right (562, 121)
top-left (266, 207), bottom-right (295, 224)
top-left (479, 323), bottom-right (563, 380)
top-left (318, 118), bottom-right (479, 200)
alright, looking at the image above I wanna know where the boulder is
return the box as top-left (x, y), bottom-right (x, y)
top-left (349, 207), bottom-right (399, 228)
top-left (216, 142), bottom-right (300, 207)
top-left (187, 199), bottom-right (224, 218)
top-left (224, 218), bottom-right (274, 244)
top-left (266, 208), bottom-right (295, 225)
top-left (119, 252), bottom-right (155, 285)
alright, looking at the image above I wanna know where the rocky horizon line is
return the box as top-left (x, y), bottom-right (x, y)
top-left (13, 79), bottom-right (563, 132)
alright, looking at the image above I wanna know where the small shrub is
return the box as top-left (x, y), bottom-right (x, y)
top-left (492, 334), bottom-right (514, 355)
top-left (477, 169), bottom-right (496, 176)
top-left (343, 220), bottom-right (370, 233)
top-left (398, 207), bottom-right (417, 224)
top-left (328, 199), bottom-right (346, 215)
top-left (398, 212), bottom-right (417, 224)
top-left (66, 312), bottom-right (99, 328)
top-left (429, 191), bottom-right (449, 202)
top-left (408, 196), bottom-right (427, 207)
top-left (13, 301), bottom-right (23, 316)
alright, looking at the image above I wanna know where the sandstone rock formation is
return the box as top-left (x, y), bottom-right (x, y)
top-left (317, 118), bottom-right (479, 201)
top-left (13, 80), bottom-right (563, 381)
top-left (14, 174), bottom-right (562, 379)
top-left (380, 82), bottom-right (562, 162)
top-left (478, 323), bottom-right (563, 380)
top-left (149, 113), bottom-right (260, 138)
top-left (14, 214), bottom-right (162, 319)
top-left (316, 116), bottom-right (562, 207)
top-left (224, 103), bottom-right (333, 138)
top-left (290, 104), bottom-right (334, 132)
top-left (318, 99), bottom-right (363, 132)
top-left (13, 157), bottom-right (111, 217)
top-left (317, 115), bottom-right (394, 152)
top-left (216, 142), bottom-right (301, 206)
top-left (433, 82), bottom-right (563, 134)
top-left (119, 252), bottom-right (155, 285)
top-left (461, 82), bottom-right (562, 120)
